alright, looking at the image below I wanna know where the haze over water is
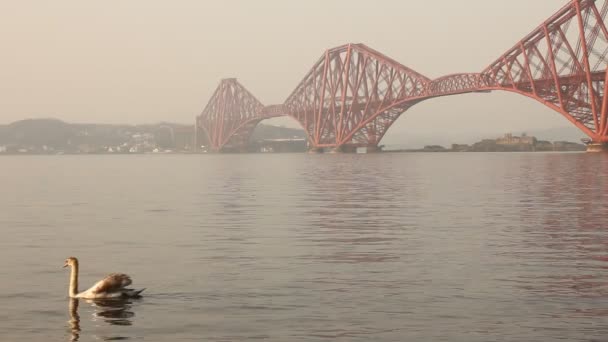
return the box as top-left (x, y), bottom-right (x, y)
top-left (1, 153), bottom-right (608, 341)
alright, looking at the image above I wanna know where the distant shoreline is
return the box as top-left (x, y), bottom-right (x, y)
top-left (380, 133), bottom-right (586, 153)
top-left (0, 118), bottom-right (588, 155)
top-left (381, 149), bottom-right (585, 153)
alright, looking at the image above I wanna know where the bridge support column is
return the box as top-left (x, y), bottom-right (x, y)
top-left (308, 147), bottom-right (324, 153)
top-left (329, 145), bottom-right (357, 153)
top-left (220, 145), bottom-right (250, 153)
top-left (587, 142), bottom-right (608, 152)
top-left (364, 145), bottom-right (382, 153)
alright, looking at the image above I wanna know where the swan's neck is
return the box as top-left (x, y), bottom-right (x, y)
top-left (69, 264), bottom-right (79, 297)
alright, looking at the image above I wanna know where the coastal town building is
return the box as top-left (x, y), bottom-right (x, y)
top-left (496, 133), bottom-right (537, 146)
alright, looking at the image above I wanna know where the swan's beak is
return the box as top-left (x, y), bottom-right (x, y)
top-left (62, 263), bottom-right (68, 268)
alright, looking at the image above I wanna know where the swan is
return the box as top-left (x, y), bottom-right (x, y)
top-left (63, 257), bottom-right (145, 299)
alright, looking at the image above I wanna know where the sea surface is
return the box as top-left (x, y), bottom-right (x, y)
top-left (1, 152), bottom-right (608, 341)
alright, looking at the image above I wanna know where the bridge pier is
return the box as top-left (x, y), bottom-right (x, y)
top-left (308, 147), bottom-right (324, 154)
top-left (364, 145), bottom-right (382, 153)
top-left (587, 142), bottom-right (608, 153)
top-left (316, 145), bottom-right (383, 154)
top-left (328, 145), bottom-right (358, 153)
top-left (220, 145), bottom-right (250, 153)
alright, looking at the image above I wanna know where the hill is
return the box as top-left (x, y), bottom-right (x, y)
top-left (0, 118), bottom-right (307, 153)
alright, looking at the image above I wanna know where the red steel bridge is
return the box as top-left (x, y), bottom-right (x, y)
top-left (197, 0), bottom-right (608, 152)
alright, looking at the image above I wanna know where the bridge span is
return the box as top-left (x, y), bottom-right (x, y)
top-left (197, 0), bottom-right (608, 153)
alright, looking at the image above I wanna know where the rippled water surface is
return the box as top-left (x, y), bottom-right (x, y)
top-left (2, 153), bottom-right (608, 341)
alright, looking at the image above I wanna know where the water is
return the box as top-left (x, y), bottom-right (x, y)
top-left (1, 152), bottom-right (608, 341)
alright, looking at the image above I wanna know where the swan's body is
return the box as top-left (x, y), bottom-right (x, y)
top-left (63, 257), bottom-right (145, 299)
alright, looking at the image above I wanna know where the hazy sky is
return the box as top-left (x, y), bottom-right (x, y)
top-left (0, 1), bottom-right (586, 143)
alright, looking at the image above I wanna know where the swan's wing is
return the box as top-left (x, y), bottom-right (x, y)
top-left (89, 273), bottom-right (132, 294)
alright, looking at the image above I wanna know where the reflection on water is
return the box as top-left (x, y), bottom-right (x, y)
top-left (509, 154), bottom-right (608, 303)
top-left (68, 298), bottom-right (137, 341)
top-left (90, 299), bottom-right (136, 326)
top-left (68, 299), bottom-right (80, 342)
top-left (2, 153), bottom-right (608, 341)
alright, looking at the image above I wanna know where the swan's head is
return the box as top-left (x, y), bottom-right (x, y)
top-left (63, 257), bottom-right (79, 268)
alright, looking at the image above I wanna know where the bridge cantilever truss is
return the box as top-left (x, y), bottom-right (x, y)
top-left (197, 0), bottom-right (608, 152)
top-left (196, 79), bottom-right (283, 151)
top-left (284, 44), bottom-right (430, 150)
